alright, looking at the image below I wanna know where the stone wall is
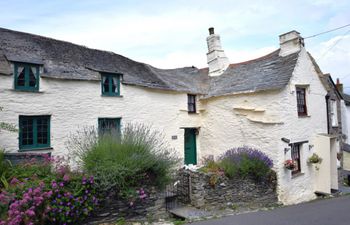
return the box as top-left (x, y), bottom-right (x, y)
top-left (86, 187), bottom-right (167, 224)
top-left (176, 169), bottom-right (278, 209)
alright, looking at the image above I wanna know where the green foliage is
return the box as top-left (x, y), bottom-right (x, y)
top-left (0, 155), bottom-right (99, 224)
top-left (71, 123), bottom-right (179, 194)
top-left (238, 155), bottom-right (271, 181)
top-left (219, 158), bottom-right (238, 179)
top-left (0, 106), bottom-right (18, 132)
top-left (308, 153), bottom-right (322, 164)
top-left (0, 150), bottom-right (11, 189)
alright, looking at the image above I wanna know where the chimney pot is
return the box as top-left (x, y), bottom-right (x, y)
top-left (209, 27), bottom-right (214, 35)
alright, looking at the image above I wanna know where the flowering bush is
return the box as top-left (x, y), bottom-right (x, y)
top-left (0, 155), bottom-right (99, 225)
top-left (2, 184), bottom-right (52, 225)
top-left (284, 159), bottom-right (296, 170)
top-left (218, 146), bottom-right (274, 181)
top-left (47, 176), bottom-right (98, 224)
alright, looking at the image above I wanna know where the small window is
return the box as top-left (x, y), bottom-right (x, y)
top-left (101, 74), bottom-right (120, 96)
top-left (98, 118), bottom-right (121, 136)
top-left (188, 94), bottom-right (196, 113)
top-left (291, 143), bottom-right (301, 175)
top-left (296, 87), bottom-right (307, 116)
top-left (14, 63), bottom-right (40, 91)
top-left (330, 100), bottom-right (338, 127)
top-left (19, 115), bottom-right (50, 150)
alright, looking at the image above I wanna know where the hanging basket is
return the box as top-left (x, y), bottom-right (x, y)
top-left (284, 160), bottom-right (296, 170)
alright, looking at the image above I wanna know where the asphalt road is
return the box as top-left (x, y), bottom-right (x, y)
top-left (189, 196), bottom-right (350, 225)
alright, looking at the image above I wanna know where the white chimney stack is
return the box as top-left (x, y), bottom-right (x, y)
top-left (206, 27), bottom-right (230, 76)
top-left (279, 30), bottom-right (304, 57)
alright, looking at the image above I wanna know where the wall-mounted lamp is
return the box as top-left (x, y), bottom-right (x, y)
top-left (284, 148), bottom-right (291, 154)
top-left (309, 144), bottom-right (314, 150)
top-left (281, 137), bottom-right (290, 143)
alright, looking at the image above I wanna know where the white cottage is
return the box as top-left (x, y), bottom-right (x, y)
top-left (0, 27), bottom-right (339, 204)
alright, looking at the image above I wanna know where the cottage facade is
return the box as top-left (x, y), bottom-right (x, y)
top-left (0, 27), bottom-right (339, 204)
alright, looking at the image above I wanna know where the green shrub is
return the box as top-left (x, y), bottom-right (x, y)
top-left (0, 150), bottom-right (11, 189)
top-left (71, 123), bottom-right (179, 193)
top-left (219, 158), bottom-right (239, 178)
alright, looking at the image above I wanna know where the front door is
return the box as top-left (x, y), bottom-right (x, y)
top-left (184, 128), bottom-right (197, 165)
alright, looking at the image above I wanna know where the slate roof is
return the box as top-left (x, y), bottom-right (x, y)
top-left (342, 93), bottom-right (350, 105)
top-left (0, 27), bottom-right (300, 97)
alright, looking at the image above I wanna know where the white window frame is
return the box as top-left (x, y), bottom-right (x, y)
top-left (330, 100), bottom-right (338, 127)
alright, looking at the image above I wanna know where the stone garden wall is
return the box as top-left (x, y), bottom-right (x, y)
top-left (86, 187), bottom-right (167, 224)
top-left (176, 169), bottom-right (278, 209)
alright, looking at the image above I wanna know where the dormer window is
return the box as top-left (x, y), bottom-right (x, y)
top-left (101, 73), bottom-right (121, 96)
top-left (14, 63), bottom-right (40, 91)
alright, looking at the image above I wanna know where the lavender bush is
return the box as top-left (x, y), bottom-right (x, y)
top-left (219, 146), bottom-right (273, 181)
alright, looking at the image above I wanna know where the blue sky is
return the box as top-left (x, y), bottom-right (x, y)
top-left (1, 0), bottom-right (350, 90)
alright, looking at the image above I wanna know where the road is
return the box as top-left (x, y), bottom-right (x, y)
top-left (189, 195), bottom-right (350, 225)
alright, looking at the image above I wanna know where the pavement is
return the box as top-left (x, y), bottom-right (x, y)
top-left (188, 195), bottom-right (350, 225)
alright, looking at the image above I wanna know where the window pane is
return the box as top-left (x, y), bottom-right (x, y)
top-left (291, 144), bottom-right (301, 174)
top-left (99, 118), bottom-right (120, 135)
top-left (21, 118), bottom-right (33, 146)
top-left (37, 118), bottom-right (48, 144)
top-left (29, 67), bottom-right (37, 87)
top-left (17, 67), bottom-right (25, 87)
top-left (296, 88), bottom-right (306, 115)
top-left (103, 76), bottom-right (109, 93)
top-left (111, 77), bottom-right (118, 93)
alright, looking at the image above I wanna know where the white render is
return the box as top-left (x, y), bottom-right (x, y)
top-left (279, 31), bottom-right (304, 57)
top-left (206, 30), bottom-right (230, 76)
top-left (0, 74), bottom-right (203, 161)
top-left (199, 48), bottom-right (331, 205)
top-left (0, 32), bottom-right (336, 205)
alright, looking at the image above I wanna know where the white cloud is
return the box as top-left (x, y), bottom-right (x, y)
top-left (308, 34), bottom-right (350, 91)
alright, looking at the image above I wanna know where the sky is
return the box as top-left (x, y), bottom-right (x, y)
top-left (0, 0), bottom-right (350, 91)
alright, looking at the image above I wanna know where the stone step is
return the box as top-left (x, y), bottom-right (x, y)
top-left (168, 206), bottom-right (213, 221)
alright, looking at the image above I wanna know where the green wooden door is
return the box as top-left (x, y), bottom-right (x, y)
top-left (184, 128), bottom-right (197, 165)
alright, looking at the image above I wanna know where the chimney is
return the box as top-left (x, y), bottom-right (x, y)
top-left (206, 27), bottom-right (230, 76)
top-left (279, 30), bottom-right (304, 57)
top-left (336, 78), bottom-right (344, 93)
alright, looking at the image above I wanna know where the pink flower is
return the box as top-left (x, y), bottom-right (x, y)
top-left (63, 174), bottom-right (70, 182)
top-left (25, 209), bottom-right (35, 217)
top-left (10, 178), bottom-right (20, 186)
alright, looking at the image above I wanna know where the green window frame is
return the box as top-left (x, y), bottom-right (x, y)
top-left (14, 63), bottom-right (40, 91)
top-left (19, 115), bottom-right (51, 150)
top-left (98, 118), bottom-right (121, 135)
top-left (101, 73), bottom-right (121, 96)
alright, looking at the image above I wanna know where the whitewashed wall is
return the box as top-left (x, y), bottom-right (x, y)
top-left (0, 47), bottom-right (329, 205)
top-left (200, 48), bottom-right (328, 205)
top-left (0, 74), bottom-right (202, 162)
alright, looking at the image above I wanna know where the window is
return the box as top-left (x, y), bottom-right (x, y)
top-left (188, 94), bottom-right (196, 113)
top-left (101, 73), bottom-right (120, 96)
top-left (330, 100), bottom-right (338, 127)
top-left (14, 63), bottom-right (40, 91)
top-left (19, 115), bottom-right (50, 150)
top-left (98, 118), bottom-right (121, 135)
top-left (296, 87), bottom-right (307, 116)
top-left (291, 143), bottom-right (301, 175)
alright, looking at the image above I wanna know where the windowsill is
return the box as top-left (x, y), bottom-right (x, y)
top-left (10, 89), bottom-right (43, 93)
top-left (18, 147), bottom-right (53, 152)
top-left (298, 115), bottom-right (310, 118)
top-left (101, 95), bottom-right (123, 97)
top-left (292, 172), bottom-right (304, 179)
